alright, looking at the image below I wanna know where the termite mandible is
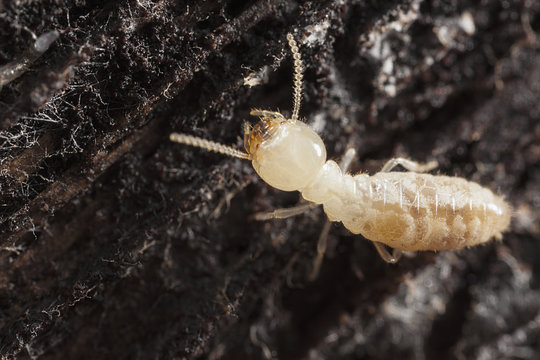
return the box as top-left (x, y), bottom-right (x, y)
top-left (170, 33), bottom-right (512, 278)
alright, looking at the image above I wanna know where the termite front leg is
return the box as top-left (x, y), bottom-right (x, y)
top-left (381, 157), bottom-right (438, 173)
top-left (253, 202), bottom-right (319, 220)
top-left (372, 242), bottom-right (403, 264)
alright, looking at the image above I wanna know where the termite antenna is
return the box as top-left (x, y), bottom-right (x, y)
top-left (169, 133), bottom-right (251, 160)
top-left (286, 33), bottom-right (304, 122)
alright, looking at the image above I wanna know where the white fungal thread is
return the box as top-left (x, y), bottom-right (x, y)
top-left (170, 32), bottom-right (512, 268)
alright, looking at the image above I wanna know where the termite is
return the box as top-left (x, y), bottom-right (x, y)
top-left (170, 33), bottom-right (512, 277)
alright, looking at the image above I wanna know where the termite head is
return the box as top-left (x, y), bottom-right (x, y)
top-left (169, 34), bottom-right (324, 192)
top-left (245, 110), bottom-right (326, 191)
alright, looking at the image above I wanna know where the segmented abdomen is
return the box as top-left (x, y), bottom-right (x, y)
top-left (342, 172), bottom-right (511, 251)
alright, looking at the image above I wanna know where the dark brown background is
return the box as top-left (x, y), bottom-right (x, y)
top-left (1, 0), bottom-right (539, 359)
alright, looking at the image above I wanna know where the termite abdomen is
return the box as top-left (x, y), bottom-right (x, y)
top-left (338, 172), bottom-right (511, 251)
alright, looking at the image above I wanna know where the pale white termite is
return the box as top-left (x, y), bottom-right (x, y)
top-left (170, 33), bottom-right (512, 275)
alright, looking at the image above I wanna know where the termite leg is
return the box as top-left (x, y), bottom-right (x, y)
top-left (381, 157), bottom-right (438, 173)
top-left (308, 220), bottom-right (332, 281)
top-left (340, 148), bottom-right (357, 174)
top-left (372, 242), bottom-right (403, 264)
top-left (253, 202), bottom-right (319, 220)
top-left (309, 147), bottom-right (357, 280)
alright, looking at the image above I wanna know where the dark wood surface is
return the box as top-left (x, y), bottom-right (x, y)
top-left (1, 1), bottom-right (539, 359)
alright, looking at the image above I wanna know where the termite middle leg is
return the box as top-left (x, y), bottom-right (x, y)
top-left (381, 157), bottom-right (438, 173)
top-left (339, 147), bottom-right (357, 174)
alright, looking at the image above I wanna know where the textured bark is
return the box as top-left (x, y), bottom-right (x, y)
top-left (0, 0), bottom-right (539, 359)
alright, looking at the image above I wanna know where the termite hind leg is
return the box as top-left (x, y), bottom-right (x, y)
top-left (372, 242), bottom-right (403, 264)
top-left (308, 220), bottom-right (332, 281)
top-left (253, 202), bottom-right (320, 220)
top-left (381, 157), bottom-right (438, 173)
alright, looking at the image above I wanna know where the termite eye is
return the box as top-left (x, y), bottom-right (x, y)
top-left (250, 121), bottom-right (326, 192)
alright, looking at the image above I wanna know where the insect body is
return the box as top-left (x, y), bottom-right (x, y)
top-left (303, 164), bottom-right (511, 252)
top-left (170, 33), bottom-right (511, 266)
